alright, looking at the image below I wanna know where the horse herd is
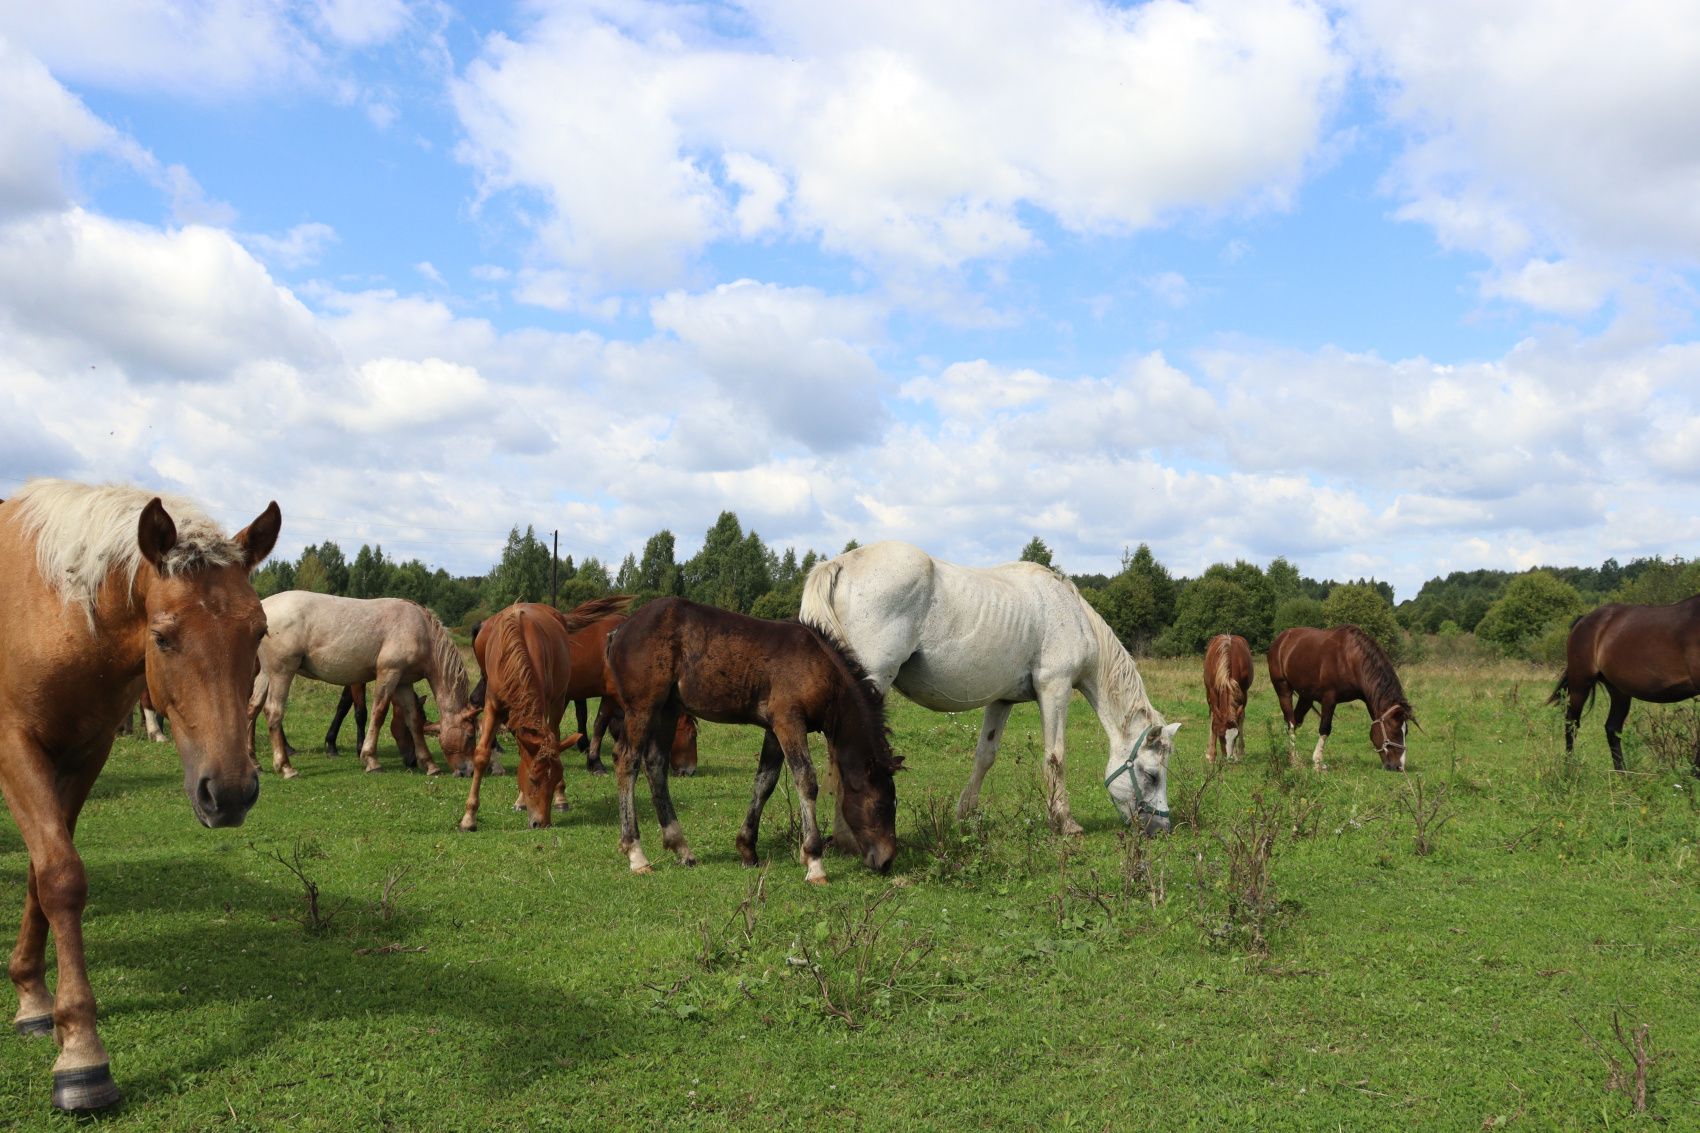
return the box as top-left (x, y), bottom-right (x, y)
top-left (2, 480), bottom-right (1697, 1111)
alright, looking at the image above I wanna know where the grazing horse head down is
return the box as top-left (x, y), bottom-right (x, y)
top-left (810, 629), bottom-right (902, 872)
top-left (1267, 624), bottom-right (1415, 772)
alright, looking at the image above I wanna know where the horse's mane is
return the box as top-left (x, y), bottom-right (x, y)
top-left (803, 623), bottom-right (901, 773)
top-left (799, 557), bottom-right (850, 649)
top-left (1070, 578), bottom-right (1164, 738)
top-left (1208, 637), bottom-right (1242, 707)
top-left (417, 603), bottom-right (471, 711)
top-left (1340, 624), bottom-right (1410, 713)
top-left (484, 609), bottom-right (549, 733)
top-left (9, 479), bottom-right (239, 624)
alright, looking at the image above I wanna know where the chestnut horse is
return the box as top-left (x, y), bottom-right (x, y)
top-left (599, 700), bottom-right (699, 775)
top-left (605, 597), bottom-right (900, 881)
top-left (1204, 634), bottom-right (1253, 764)
top-left (0, 480), bottom-right (278, 1110)
top-left (459, 602), bottom-right (605, 832)
top-left (1268, 625), bottom-right (1415, 771)
top-left (1548, 596), bottom-right (1700, 771)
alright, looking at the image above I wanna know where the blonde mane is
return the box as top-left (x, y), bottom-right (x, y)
top-left (9, 479), bottom-right (238, 622)
top-left (1069, 579), bottom-right (1164, 737)
top-left (423, 604), bottom-right (472, 712)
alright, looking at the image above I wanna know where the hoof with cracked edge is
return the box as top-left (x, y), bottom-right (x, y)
top-left (14, 1014), bottom-right (52, 1038)
top-left (53, 1063), bottom-right (121, 1111)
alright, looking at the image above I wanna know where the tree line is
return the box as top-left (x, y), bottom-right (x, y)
top-left (251, 521), bottom-right (1697, 664)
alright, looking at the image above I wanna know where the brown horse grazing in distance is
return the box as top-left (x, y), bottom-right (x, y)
top-left (0, 480), bottom-right (278, 1111)
top-left (460, 603), bottom-right (601, 831)
top-left (1204, 634), bottom-right (1254, 764)
top-left (605, 597), bottom-right (901, 881)
top-left (1268, 625), bottom-right (1416, 771)
top-left (1549, 597), bottom-right (1700, 771)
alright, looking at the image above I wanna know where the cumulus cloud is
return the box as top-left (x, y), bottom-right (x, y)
top-left (1347, 0), bottom-right (1700, 312)
top-left (452, 0), bottom-right (1345, 294)
top-left (0, 36), bottom-right (120, 219)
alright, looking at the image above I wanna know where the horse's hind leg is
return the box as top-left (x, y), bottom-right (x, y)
top-left (1312, 695), bottom-right (1336, 772)
top-left (459, 697), bottom-right (501, 832)
top-left (1604, 685), bottom-right (1632, 771)
top-left (325, 686), bottom-right (355, 756)
top-left (261, 667), bottom-right (302, 778)
top-left (736, 730), bottom-right (787, 866)
top-left (140, 691), bottom-right (168, 743)
top-left (955, 699), bottom-right (1015, 823)
top-left (396, 686), bottom-right (441, 776)
top-left (775, 720), bottom-right (828, 883)
top-left (587, 698), bottom-right (616, 774)
top-left (574, 699), bottom-right (591, 754)
top-left (640, 708), bottom-right (694, 867)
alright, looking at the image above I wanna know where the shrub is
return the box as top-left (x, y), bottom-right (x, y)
top-left (1322, 582), bottom-right (1403, 661)
top-left (1475, 571), bottom-right (1584, 653)
top-left (1614, 559), bottom-right (1700, 607)
top-left (1272, 596), bottom-right (1326, 636)
top-left (1168, 561), bottom-right (1276, 653)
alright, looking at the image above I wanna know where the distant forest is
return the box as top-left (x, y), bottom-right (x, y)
top-left (250, 520), bottom-right (1698, 663)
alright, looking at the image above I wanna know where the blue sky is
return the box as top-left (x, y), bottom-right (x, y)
top-left (2, 0), bottom-right (1698, 596)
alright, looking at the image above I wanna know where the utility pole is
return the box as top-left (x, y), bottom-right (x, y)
top-left (552, 530), bottom-right (559, 607)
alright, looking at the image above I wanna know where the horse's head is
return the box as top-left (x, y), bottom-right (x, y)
top-left (1110, 720), bottom-right (1180, 835)
top-left (429, 704), bottom-right (481, 776)
top-left (139, 498), bottom-right (280, 829)
top-left (1372, 704), bottom-right (1414, 771)
top-left (513, 723), bottom-right (564, 830)
top-left (834, 744), bottom-right (901, 873)
top-left (670, 714), bottom-right (699, 776)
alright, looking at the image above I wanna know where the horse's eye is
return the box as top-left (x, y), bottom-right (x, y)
top-left (151, 632), bottom-right (170, 651)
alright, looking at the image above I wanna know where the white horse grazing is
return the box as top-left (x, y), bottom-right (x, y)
top-left (800, 541), bottom-right (1179, 838)
top-left (249, 593), bottom-right (478, 778)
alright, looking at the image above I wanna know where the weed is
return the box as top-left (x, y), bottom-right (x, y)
top-left (369, 863), bottom-right (414, 923)
top-left (1631, 701), bottom-right (1700, 775)
top-left (1208, 793), bottom-right (1282, 951)
top-left (792, 888), bottom-right (937, 1029)
top-left (697, 864), bottom-right (769, 970)
top-left (1571, 1004), bottom-right (1670, 1116)
top-left (252, 839), bottom-right (349, 933)
top-left (1395, 773), bottom-right (1450, 856)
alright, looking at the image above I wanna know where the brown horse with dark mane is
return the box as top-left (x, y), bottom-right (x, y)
top-left (0, 480), bottom-right (278, 1111)
top-left (605, 597), bottom-right (900, 881)
top-left (1548, 596), bottom-right (1700, 771)
top-left (1204, 633), bottom-right (1253, 764)
top-left (458, 599), bottom-right (619, 831)
top-left (1268, 624), bottom-right (1415, 771)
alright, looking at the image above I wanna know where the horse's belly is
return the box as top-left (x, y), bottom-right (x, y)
top-left (299, 658), bottom-right (378, 686)
top-left (893, 653), bottom-right (1033, 712)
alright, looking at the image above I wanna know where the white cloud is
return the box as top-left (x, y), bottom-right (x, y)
top-left (1348, 0), bottom-right (1700, 312)
top-left (0, 36), bottom-right (120, 219)
top-left (451, 0), bottom-right (1346, 295)
top-left (241, 221), bottom-right (338, 269)
top-left (314, 0), bottom-right (409, 48)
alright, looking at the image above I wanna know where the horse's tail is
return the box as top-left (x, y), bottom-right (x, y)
top-left (553, 594), bottom-right (630, 636)
top-left (1546, 669), bottom-right (1598, 713)
top-left (799, 557), bottom-right (851, 648)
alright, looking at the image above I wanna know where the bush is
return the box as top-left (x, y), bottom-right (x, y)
top-left (1437, 620), bottom-right (1463, 639)
top-left (1272, 596), bottom-right (1326, 637)
top-left (1475, 571), bottom-right (1583, 653)
top-left (1527, 619), bottom-right (1573, 666)
top-left (1614, 559), bottom-right (1700, 606)
top-left (1322, 583), bottom-right (1403, 661)
top-left (1168, 561), bottom-right (1276, 653)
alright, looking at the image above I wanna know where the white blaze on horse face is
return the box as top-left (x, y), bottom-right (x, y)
top-left (1223, 727), bottom-right (1239, 763)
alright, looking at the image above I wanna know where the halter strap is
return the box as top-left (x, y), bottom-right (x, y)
top-left (1105, 724), bottom-right (1169, 821)
top-left (1370, 704), bottom-right (1406, 755)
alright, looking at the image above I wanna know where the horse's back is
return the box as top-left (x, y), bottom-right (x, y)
top-left (1580, 597), bottom-right (1700, 697)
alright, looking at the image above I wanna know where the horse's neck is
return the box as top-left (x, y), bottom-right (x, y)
top-left (1077, 637), bottom-right (1160, 749)
top-left (420, 627), bottom-right (469, 712)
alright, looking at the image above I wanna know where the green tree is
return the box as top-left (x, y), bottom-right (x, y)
top-left (299, 542), bottom-right (348, 594)
top-left (682, 513), bottom-right (773, 613)
top-left (251, 558), bottom-right (295, 598)
top-left (1019, 536), bottom-right (1053, 568)
top-left (1272, 596), bottom-right (1327, 636)
top-left (348, 543), bottom-right (395, 599)
top-left (1614, 559), bottom-right (1700, 606)
top-left (638, 531), bottom-right (680, 594)
top-left (295, 550), bottom-right (331, 594)
top-left (1266, 556), bottom-right (1302, 601)
top-left (1475, 571), bottom-right (1584, 652)
top-left (487, 526), bottom-right (552, 609)
top-left (1323, 582), bottom-right (1404, 660)
top-left (842, 539), bottom-right (860, 554)
top-left (1168, 562), bottom-right (1277, 654)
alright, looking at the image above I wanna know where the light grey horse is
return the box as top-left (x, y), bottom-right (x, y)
top-left (800, 541), bottom-right (1178, 839)
top-left (248, 592), bottom-right (479, 777)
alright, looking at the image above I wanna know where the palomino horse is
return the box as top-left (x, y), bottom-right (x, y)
top-left (800, 542), bottom-right (1178, 839)
top-left (0, 480), bottom-right (278, 1111)
top-left (1548, 596), bottom-right (1700, 771)
top-left (605, 597), bottom-right (901, 880)
top-left (459, 602), bottom-right (603, 831)
top-left (1204, 634), bottom-right (1253, 764)
top-left (249, 593), bottom-right (478, 777)
top-left (1267, 625), bottom-right (1415, 771)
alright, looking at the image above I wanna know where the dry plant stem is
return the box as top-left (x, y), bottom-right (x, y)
top-left (1571, 1004), bottom-right (1668, 1115)
top-left (252, 840), bottom-right (350, 933)
top-left (371, 864), bottom-right (414, 922)
top-left (1397, 772), bottom-right (1449, 856)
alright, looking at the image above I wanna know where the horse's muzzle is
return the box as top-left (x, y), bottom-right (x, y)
top-left (1143, 813), bottom-right (1172, 836)
top-left (190, 769), bottom-right (260, 828)
top-left (862, 842), bottom-right (895, 874)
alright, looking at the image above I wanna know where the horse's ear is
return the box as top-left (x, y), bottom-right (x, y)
top-left (235, 502), bottom-right (281, 571)
top-left (1161, 721), bottom-right (1183, 745)
top-left (137, 498), bottom-right (177, 570)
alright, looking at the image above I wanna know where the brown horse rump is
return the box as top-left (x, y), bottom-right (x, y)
top-left (1548, 596), bottom-right (1700, 770)
top-left (1204, 633), bottom-right (1253, 764)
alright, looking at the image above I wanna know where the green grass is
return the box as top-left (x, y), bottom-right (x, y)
top-left (3, 658), bottom-right (1699, 1130)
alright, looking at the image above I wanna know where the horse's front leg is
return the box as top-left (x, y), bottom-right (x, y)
top-left (140, 692), bottom-right (168, 743)
top-left (3, 745), bottom-right (120, 1110)
top-left (1035, 687), bottom-right (1082, 837)
top-left (956, 700), bottom-right (1015, 823)
top-left (459, 699), bottom-right (500, 832)
top-left (360, 671), bottom-right (407, 773)
top-left (774, 721), bottom-right (828, 883)
top-left (396, 686), bottom-right (441, 776)
top-left (615, 720), bottom-right (651, 873)
top-left (736, 729), bottom-right (786, 866)
top-left (587, 699), bottom-right (616, 774)
top-left (574, 699), bottom-right (591, 754)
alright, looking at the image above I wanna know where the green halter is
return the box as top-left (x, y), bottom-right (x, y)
top-left (1104, 724), bottom-right (1170, 822)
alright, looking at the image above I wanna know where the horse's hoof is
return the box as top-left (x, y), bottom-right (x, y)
top-left (458, 819), bottom-right (477, 833)
top-left (680, 855), bottom-right (696, 867)
top-left (14, 1014), bottom-right (53, 1038)
top-left (631, 865), bottom-right (652, 875)
top-left (512, 800), bottom-right (525, 812)
top-left (424, 765), bottom-right (441, 777)
top-left (806, 875), bottom-right (829, 886)
top-left (675, 766), bottom-right (696, 777)
top-left (323, 746), bottom-right (339, 758)
top-left (281, 767), bottom-right (300, 781)
top-left (1062, 821), bottom-right (1085, 839)
top-left (365, 765), bottom-right (384, 774)
top-left (586, 764), bottom-right (607, 776)
top-left (52, 1063), bottom-right (121, 1111)
top-left (553, 801), bottom-right (569, 813)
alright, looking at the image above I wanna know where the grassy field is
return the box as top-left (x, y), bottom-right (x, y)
top-left (2, 655), bottom-right (1698, 1130)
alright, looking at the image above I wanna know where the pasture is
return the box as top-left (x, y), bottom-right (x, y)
top-left (2, 656), bottom-right (1697, 1130)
